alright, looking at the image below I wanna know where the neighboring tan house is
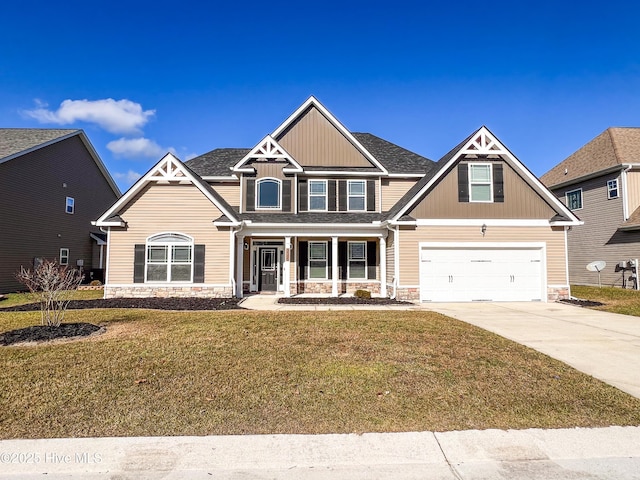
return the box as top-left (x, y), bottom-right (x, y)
top-left (95, 97), bottom-right (580, 302)
top-left (541, 128), bottom-right (640, 287)
top-left (0, 129), bottom-right (121, 293)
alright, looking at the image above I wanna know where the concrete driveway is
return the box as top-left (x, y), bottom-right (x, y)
top-left (425, 302), bottom-right (640, 399)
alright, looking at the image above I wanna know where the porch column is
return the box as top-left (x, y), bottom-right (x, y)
top-left (236, 235), bottom-right (244, 298)
top-left (332, 236), bottom-right (338, 297)
top-left (380, 236), bottom-right (387, 297)
top-left (284, 236), bottom-right (291, 297)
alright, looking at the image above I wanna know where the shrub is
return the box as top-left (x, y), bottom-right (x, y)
top-left (354, 289), bottom-right (371, 299)
top-left (89, 280), bottom-right (103, 286)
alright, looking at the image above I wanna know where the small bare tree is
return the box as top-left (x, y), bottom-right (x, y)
top-left (16, 260), bottom-right (84, 327)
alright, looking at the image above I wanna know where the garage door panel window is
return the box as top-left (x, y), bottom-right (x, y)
top-left (469, 164), bottom-right (493, 202)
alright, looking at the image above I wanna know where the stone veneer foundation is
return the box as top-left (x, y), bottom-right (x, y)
top-left (395, 286), bottom-right (570, 302)
top-left (104, 286), bottom-right (233, 298)
top-left (290, 281), bottom-right (381, 295)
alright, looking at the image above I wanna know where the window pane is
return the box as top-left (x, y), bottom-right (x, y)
top-left (309, 242), bottom-right (326, 260)
top-left (147, 264), bottom-right (167, 281)
top-left (348, 181), bottom-right (365, 194)
top-left (309, 181), bottom-right (326, 194)
top-left (567, 191), bottom-right (582, 209)
top-left (349, 242), bottom-right (365, 260)
top-left (258, 180), bottom-right (280, 208)
top-left (309, 261), bottom-right (326, 279)
top-left (172, 246), bottom-right (192, 262)
top-left (471, 184), bottom-right (491, 202)
top-left (148, 246), bottom-right (167, 262)
top-left (309, 196), bottom-right (326, 210)
top-left (171, 264), bottom-right (191, 281)
top-left (470, 165), bottom-right (490, 182)
top-left (349, 261), bottom-right (366, 279)
top-left (348, 197), bottom-right (365, 211)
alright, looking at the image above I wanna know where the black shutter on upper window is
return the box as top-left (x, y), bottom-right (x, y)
top-left (245, 179), bottom-right (255, 212)
top-left (367, 241), bottom-right (377, 280)
top-left (493, 164), bottom-right (504, 203)
top-left (367, 180), bottom-right (375, 211)
top-left (299, 179), bottom-right (308, 211)
top-left (282, 180), bottom-right (292, 211)
top-left (194, 245), bottom-right (205, 283)
top-left (133, 244), bottom-right (145, 283)
top-left (328, 180), bottom-right (337, 211)
top-left (298, 241), bottom-right (308, 280)
top-left (338, 180), bottom-right (347, 211)
top-left (458, 164), bottom-right (469, 202)
top-left (338, 241), bottom-right (347, 280)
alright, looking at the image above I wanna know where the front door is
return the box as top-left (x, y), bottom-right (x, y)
top-left (258, 247), bottom-right (278, 291)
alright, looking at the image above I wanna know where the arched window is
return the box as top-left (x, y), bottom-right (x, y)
top-left (256, 178), bottom-right (281, 209)
top-left (146, 233), bottom-right (193, 282)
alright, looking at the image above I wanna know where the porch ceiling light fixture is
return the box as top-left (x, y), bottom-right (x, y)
top-left (481, 224), bottom-right (487, 236)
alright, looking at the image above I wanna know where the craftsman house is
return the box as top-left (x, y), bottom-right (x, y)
top-left (95, 97), bottom-right (580, 302)
top-left (541, 128), bottom-right (640, 287)
top-left (0, 129), bottom-right (121, 293)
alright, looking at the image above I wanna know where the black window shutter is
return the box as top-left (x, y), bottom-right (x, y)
top-left (367, 241), bottom-right (377, 280)
top-left (299, 179), bottom-right (308, 211)
top-left (194, 245), bottom-right (205, 283)
top-left (282, 180), bottom-right (292, 211)
top-left (298, 241), bottom-right (308, 280)
top-left (458, 164), bottom-right (469, 202)
top-left (327, 241), bottom-right (333, 280)
top-left (134, 244), bottom-right (145, 283)
top-left (367, 180), bottom-right (376, 211)
top-left (493, 164), bottom-right (504, 203)
top-left (339, 241), bottom-right (348, 280)
top-left (328, 180), bottom-right (337, 211)
top-left (338, 180), bottom-right (347, 211)
top-left (245, 178), bottom-right (255, 212)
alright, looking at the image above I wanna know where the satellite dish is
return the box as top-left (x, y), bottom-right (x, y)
top-left (586, 261), bottom-right (606, 272)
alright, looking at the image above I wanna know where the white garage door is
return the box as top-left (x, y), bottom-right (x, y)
top-left (420, 246), bottom-right (544, 302)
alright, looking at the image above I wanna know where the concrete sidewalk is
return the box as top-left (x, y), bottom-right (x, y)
top-left (2, 426), bottom-right (640, 479)
top-left (239, 293), bottom-right (415, 310)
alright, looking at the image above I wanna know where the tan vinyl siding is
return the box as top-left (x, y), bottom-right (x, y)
top-left (381, 178), bottom-right (418, 211)
top-left (0, 135), bottom-right (119, 293)
top-left (397, 226), bottom-right (567, 286)
top-left (553, 173), bottom-right (636, 286)
top-left (410, 161), bottom-right (556, 219)
top-left (276, 106), bottom-right (373, 168)
top-left (209, 182), bottom-right (240, 208)
top-left (107, 183), bottom-right (230, 284)
top-left (626, 171), bottom-right (640, 216)
top-left (386, 229), bottom-right (395, 284)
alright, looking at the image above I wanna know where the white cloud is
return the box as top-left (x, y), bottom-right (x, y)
top-left (113, 170), bottom-right (143, 185)
top-left (22, 98), bottom-right (155, 135)
top-left (107, 137), bottom-right (172, 159)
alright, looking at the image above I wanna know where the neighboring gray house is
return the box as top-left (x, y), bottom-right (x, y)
top-left (541, 128), bottom-right (640, 287)
top-left (0, 129), bottom-right (120, 293)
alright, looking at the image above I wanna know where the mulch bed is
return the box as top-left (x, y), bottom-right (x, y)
top-left (0, 323), bottom-right (103, 346)
top-left (559, 298), bottom-right (605, 307)
top-left (278, 297), bottom-right (413, 305)
top-left (0, 297), bottom-right (243, 312)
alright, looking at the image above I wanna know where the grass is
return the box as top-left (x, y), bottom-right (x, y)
top-left (572, 285), bottom-right (640, 316)
top-left (0, 289), bottom-right (103, 308)
top-left (1, 308), bottom-right (639, 439)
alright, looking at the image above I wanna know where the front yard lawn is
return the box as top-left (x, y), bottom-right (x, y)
top-left (571, 285), bottom-right (640, 316)
top-left (1, 308), bottom-right (639, 439)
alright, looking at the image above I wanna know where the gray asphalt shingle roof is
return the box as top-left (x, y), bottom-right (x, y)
top-left (185, 148), bottom-right (249, 176)
top-left (0, 128), bottom-right (80, 161)
top-left (352, 133), bottom-right (435, 174)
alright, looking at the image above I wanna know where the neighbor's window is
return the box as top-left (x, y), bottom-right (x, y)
top-left (146, 233), bottom-right (193, 282)
top-left (256, 178), bottom-right (281, 209)
top-left (348, 241), bottom-right (366, 279)
top-left (347, 180), bottom-right (366, 211)
top-left (59, 248), bottom-right (69, 265)
top-left (469, 164), bottom-right (492, 202)
top-left (566, 189), bottom-right (583, 210)
top-left (308, 180), bottom-right (327, 211)
top-left (308, 241), bottom-right (327, 279)
top-left (607, 179), bottom-right (619, 199)
top-left (65, 197), bottom-right (75, 214)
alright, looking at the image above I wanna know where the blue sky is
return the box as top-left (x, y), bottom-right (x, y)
top-left (2, 0), bottom-right (639, 191)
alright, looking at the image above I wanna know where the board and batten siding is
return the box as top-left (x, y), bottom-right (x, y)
top-left (381, 178), bottom-right (418, 211)
top-left (0, 135), bottom-right (119, 293)
top-left (553, 173), bottom-right (640, 286)
top-left (209, 182), bottom-right (240, 208)
top-left (276, 106), bottom-right (373, 168)
top-left (108, 183), bottom-right (231, 285)
top-left (410, 161), bottom-right (556, 219)
top-left (396, 226), bottom-right (567, 286)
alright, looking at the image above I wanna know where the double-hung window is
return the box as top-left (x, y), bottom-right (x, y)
top-left (469, 164), bottom-right (492, 202)
top-left (607, 179), bottom-right (619, 199)
top-left (309, 180), bottom-right (327, 211)
top-left (348, 241), bottom-right (366, 279)
top-left (566, 189), bottom-right (583, 210)
top-left (308, 241), bottom-right (327, 279)
top-left (59, 248), bottom-right (69, 266)
top-left (146, 233), bottom-right (193, 282)
top-left (256, 178), bottom-right (281, 209)
top-left (347, 180), bottom-right (366, 211)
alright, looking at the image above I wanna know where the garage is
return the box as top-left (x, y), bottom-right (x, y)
top-left (419, 244), bottom-right (545, 302)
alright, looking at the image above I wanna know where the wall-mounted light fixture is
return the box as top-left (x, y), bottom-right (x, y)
top-left (481, 224), bottom-right (487, 237)
top-left (243, 242), bottom-right (249, 250)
